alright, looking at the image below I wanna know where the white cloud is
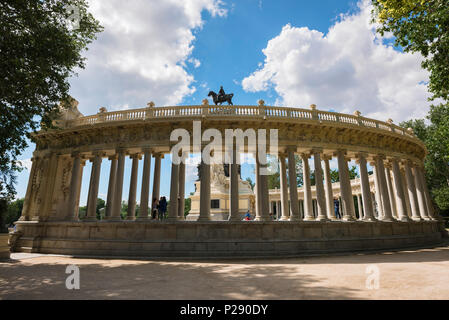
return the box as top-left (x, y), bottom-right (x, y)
top-left (71, 0), bottom-right (226, 114)
top-left (242, 0), bottom-right (432, 122)
top-left (17, 159), bottom-right (32, 171)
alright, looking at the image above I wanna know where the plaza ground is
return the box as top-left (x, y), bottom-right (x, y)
top-left (1, 242), bottom-right (448, 300)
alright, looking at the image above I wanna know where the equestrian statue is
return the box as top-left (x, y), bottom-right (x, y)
top-left (208, 86), bottom-right (234, 105)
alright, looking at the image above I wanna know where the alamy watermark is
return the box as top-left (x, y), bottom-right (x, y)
top-left (170, 121), bottom-right (279, 175)
top-left (64, 5), bottom-right (81, 31)
top-left (365, 264), bottom-right (380, 290)
top-left (65, 265), bottom-right (80, 290)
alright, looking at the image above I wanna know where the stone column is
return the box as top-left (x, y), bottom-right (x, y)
top-left (167, 161), bottom-right (180, 221)
top-left (336, 150), bottom-right (355, 221)
top-left (178, 160), bottom-right (186, 220)
top-left (301, 153), bottom-right (314, 221)
top-left (375, 156), bottom-right (394, 221)
top-left (198, 160), bottom-right (211, 221)
top-left (138, 149), bottom-right (152, 220)
top-left (288, 149), bottom-right (300, 220)
top-left (229, 148), bottom-right (240, 221)
top-left (384, 164), bottom-right (397, 219)
top-left (20, 156), bottom-right (38, 221)
top-left (413, 165), bottom-right (430, 220)
top-left (255, 159), bottom-right (261, 220)
top-left (67, 153), bottom-right (83, 221)
top-left (127, 154), bottom-right (140, 220)
top-left (313, 150), bottom-right (328, 221)
top-left (357, 153), bottom-right (375, 221)
top-left (356, 194), bottom-right (363, 220)
top-left (85, 152), bottom-right (103, 221)
top-left (255, 159), bottom-right (270, 221)
top-left (151, 153), bottom-right (162, 214)
top-left (400, 168), bottom-right (412, 219)
top-left (391, 159), bottom-right (410, 222)
top-left (110, 148), bottom-right (126, 221)
top-left (105, 155), bottom-right (118, 219)
top-left (371, 161), bottom-right (384, 219)
top-left (322, 155), bottom-right (335, 220)
top-left (279, 153), bottom-right (289, 221)
top-left (404, 161), bottom-right (421, 221)
top-left (418, 166), bottom-right (436, 220)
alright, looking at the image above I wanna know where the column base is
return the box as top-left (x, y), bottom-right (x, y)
top-left (316, 216), bottom-right (329, 222)
top-left (280, 216), bottom-right (290, 221)
top-left (83, 217), bottom-right (98, 222)
top-left (380, 217), bottom-right (396, 222)
top-left (412, 217), bottom-right (423, 222)
top-left (105, 216), bottom-right (122, 222)
top-left (197, 217), bottom-right (212, 222)
top-left (342, 216), bottom-right (356, 222)
top-left (362, 217), bottom-right (377, 222)
top-left (303, 216), bottom-right (316, 221)
top-left (399, 216), bottom-right (412, 222)
top-left (254, 217), bottom-right (271, 222)
top-left (288, 216), bottom-right (302, 222)
top-left (126, 216), bottom-right (136, 221)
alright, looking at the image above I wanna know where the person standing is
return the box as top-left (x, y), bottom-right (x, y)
top-left (158, 196), bottom-right (167, 221)
top-left (152, 198), bottom-right (159, 220)
top-left (334, 198), bottom-right (341, 219)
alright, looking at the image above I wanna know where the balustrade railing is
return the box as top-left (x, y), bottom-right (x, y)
top-left (65, 105), bottom-right (415, 138)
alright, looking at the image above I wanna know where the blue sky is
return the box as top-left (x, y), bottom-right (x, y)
top-left (15, 0), bottom-right (433, 205)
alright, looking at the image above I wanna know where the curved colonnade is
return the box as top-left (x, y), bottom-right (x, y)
top-left (11, 102), bottom-right (445, 257)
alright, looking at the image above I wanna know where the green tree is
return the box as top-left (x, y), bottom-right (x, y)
top-left (1, 198), bottom-right (24, 231)
top-left (372, 0), bottom-right (449, 101)
top-left (401, 104), bottom-right (449, 215)
top-left (245, 177), bottom-right (255, 190)
top-left (184, 197), bottom-right (191, 217)
top-left (0, 1), bottom-right (102, 199)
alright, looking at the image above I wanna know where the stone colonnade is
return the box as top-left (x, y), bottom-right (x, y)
top-left (21, 144), bottom-right (435, 224)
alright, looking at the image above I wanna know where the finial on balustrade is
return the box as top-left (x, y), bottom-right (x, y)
top-left (258, 99), bottom-right (265, 107)
top-left (147, 101), bottom-right (155, 108)
top-left (354, 110), bottom-right (361, 117)
top-left (310, 104), bottom-right (317, 110)
top-left (407, 127), bottom-right (415, 135)
top-left (202, 99), bottom-right (209, 106)
top-left (98, 107), bottom-right (107, 113)
top-left (387, 118), bottom-right (393, 125)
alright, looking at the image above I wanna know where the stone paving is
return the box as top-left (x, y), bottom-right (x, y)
top-left (1, 243), bottom-right (448, 300)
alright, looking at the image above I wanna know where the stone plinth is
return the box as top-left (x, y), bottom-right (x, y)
top-left (0, 234), bottom-right (10, 260)
top-left (12, 220), bottom-right (444, 258)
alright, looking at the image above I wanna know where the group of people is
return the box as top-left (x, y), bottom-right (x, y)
top-left (151, 196), bottom-right (167, 221)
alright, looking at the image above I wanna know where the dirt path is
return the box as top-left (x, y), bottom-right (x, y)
top-left (1, 244), bottom-right (449, 300)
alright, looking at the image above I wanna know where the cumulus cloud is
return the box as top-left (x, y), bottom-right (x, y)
top-left (70, 0), bottom-right (226, 114)
top-left (242, 0), bottom-right (431, 122)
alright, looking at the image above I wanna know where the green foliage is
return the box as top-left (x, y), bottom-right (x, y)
top-left (184, 197), bottom-right (191, 217)
top-left (245, 177), bottom-right (255, 190)
top-left (1, 198), bottom-right (24, 231)
top-left (400, 103), bottom-right (449, 215)
top-left (372, 0), bottom-right (449, 101)
top-left (0, 0), bottom-right (102, 199)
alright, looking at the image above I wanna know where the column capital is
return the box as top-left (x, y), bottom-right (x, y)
top-left (300, 152), bottom-right (310, 159)
top-left (142, 147), bottom-right (153, 153)
top-left (108, 154), bottom-right (118, 161)
top-left (90, 151), bottom-right (106, 160)
top-left (153, 152), bottom-right (165, 159)
top-left (129, 153), bottom-right (142, 160)
top-left (311, 147), bottom-right (323, 154)
top-left (373, 154), bottom-right (386, 161)
top-left (355, 152), bottom-right (368, 159)
top-left (322, 154), bottom-right (333, 161)
top-left (115, 147), bottom-right (128, 154)
top-left (286, 146), bottom-right (297, 153)
top-left (333, 149), bottom-right (347, 157)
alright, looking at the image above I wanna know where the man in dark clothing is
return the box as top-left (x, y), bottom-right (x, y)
top-left (334, 198), bottom-right (341, 219)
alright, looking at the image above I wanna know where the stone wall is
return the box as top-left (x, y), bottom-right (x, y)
top-left (13, 221), bottom-right (444, 258)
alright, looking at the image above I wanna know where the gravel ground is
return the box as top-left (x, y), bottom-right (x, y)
top-left (1, 243), bottom-right (449, 300)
